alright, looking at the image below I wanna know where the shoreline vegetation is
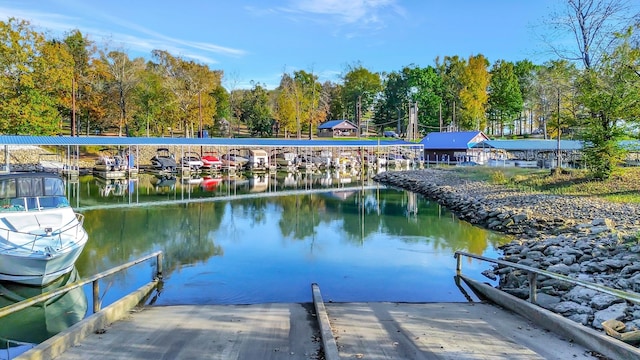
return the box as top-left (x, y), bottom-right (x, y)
top-left (373, 168), bottom-right (640, 345)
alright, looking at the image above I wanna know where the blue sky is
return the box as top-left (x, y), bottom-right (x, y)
top-left (1, 0), bottom-right (562, 89)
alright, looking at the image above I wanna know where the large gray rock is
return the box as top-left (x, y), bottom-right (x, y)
top-left (563, 286), bottom-right (599, 304)
top-left (590, 293), bottom-right (624, 310)
top-left (554, 301), bottom-right (593, 315)
top-left (546, 263), bottom-right (572, 275)
top-left (592, 303), bottom-right (628, 329)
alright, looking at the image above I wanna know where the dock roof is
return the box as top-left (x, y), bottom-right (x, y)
top-left (473, 139), bottom-right (583, 151)
top-left (419, 131), bottom-right (489, 150)
top-left (0, 135), bottom-right (420, 148)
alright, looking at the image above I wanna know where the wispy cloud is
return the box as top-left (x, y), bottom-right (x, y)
top-left (99, 13), bottom-right (246, 58)
top-left (279, 0), bottom-right (406, 29)
top-left (287, 0), bottom-right (403, 25)
top-left (0, 5), bottom-right (246, 64)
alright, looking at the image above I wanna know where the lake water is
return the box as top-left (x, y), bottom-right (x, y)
top-left (0, 170), bottom-right (509, 356)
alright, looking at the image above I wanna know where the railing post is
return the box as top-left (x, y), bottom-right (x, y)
top-left (156, 252), bottom-right (163, 278)
top-left (93, 280), bottom-right (100, 313)
top-left (528, 272), bottom-right (537, 303)
top-left (455, 252), bottom-right (462, 274)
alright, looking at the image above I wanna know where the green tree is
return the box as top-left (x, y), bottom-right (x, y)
top-left (131, 64), bottom-right (168, 136)
top-left (487, 60), bottom-right (523, 136)
top-left (323, 81), bottom-right (344, 122)
top-left (375, 65), bottom-right (443, 136)
top-left (210, 85), bottom-right (231, 137)
top-left (404, 65), bottom-right (444, 133)
top-left (374, 71), bottom-right (407, 134)
top-left (341, 63), bottom-right (382, 135)
top-left (241, 83), bottom-right (273, 137)
top-left (513, 60), bottom-right (537, 134)
top-left (578, 28), bottom-right (640, 179)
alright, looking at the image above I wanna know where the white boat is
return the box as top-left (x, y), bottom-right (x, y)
top-left (221, 153), bottom-right (249, 168)
top-left (0, 172), bottom-right (89, 286)
top-left (179, 151), bottom-right (204, 170)
top-left (272, 152), bottom-right (297, 168)
top-left (94, 148), bottom-right (126, 172)
top-left (247, 149), bottom-right (269, 171)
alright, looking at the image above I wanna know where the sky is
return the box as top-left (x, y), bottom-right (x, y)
top-left (0, 0), bottom-right (563, 89)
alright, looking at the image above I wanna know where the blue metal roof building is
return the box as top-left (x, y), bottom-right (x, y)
top-left (419, 131), bottom-right (489, 150)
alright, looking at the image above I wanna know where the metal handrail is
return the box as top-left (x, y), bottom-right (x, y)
top-left (454, 251), bottom-right (640, 305)
top-left (0, 220), bottom-right (86, 252)
top-left (0, 251), bottom-right (163, 319)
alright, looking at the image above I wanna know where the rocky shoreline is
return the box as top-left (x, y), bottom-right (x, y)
top-left (373, 169), bottom-right (640, 339)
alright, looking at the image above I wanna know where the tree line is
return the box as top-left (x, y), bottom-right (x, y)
top-left (0, 1), bottom-right (639, 178)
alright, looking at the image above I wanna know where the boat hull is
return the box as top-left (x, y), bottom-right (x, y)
top-left (0, 239), bottom-right (87, 286)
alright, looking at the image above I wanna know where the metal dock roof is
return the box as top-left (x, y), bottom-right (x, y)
top-left (0, 135), bottom-right (422, 148)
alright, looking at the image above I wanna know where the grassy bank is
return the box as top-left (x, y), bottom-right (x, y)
top-left (449, 166), bottom-right (640, 203)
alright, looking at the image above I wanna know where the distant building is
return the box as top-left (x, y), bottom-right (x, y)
top-left (317, 120), bottom-right (359, 138)
top-left (419, 131), bottom-right (489, 164)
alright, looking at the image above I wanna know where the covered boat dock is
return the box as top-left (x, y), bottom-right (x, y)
top-left (0, 136), bottom-right (423, 173)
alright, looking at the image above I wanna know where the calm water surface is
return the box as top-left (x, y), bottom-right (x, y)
top-left (0, 171), bottom-right (508, 356)
top-left (71, 172), bottom-right (508, 304)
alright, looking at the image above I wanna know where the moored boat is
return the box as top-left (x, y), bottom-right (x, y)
top-left (94, 148), bottom-right (126, 172)
top-left (201, 152), bottom-right (223, 170)
top-left (0, 172), bottom-right (89, 286)
top-left (150, 148), bottom-right (177, 172)
top-left (179, 151), bottom-right (204, 170)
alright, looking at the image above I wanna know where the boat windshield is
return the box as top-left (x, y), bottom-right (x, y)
top-left (0, 176), bottom-right (69, 211)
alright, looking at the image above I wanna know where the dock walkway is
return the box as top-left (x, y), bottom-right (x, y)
top-left (28, 302), bottom-right (599, 360)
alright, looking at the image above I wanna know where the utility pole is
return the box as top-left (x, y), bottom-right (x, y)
top-left (439, 102), bottom-right (442, 132)
top-left (556, 88), bottom-right (561, 169)
top-left (71, 77), bottom-right (76, 137)
top-left (356, 95), bottom-right (362, 138)
top-left (198, 91), bottom-right (203, 137)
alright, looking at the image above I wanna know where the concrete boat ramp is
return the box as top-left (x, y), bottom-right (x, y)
top-left (16, 282), bottom-right (632, 360)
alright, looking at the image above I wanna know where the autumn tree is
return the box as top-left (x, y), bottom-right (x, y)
top-left (151, 50), bottom-right (221, 137)
top-left (98, 50), bottom-right (145, 136)
top-left (293, 70), bottom-right (325, 139)
top-left (273, 73), bottom-right (298, 138)
top-left (458, 54), bottom-right (491, 130)
top-left (62, 29), bottom-right (93, 136)
top-left (0, 18), bottom-right (74, 135)
top-left (436, 55), bottom-right (466, 130)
